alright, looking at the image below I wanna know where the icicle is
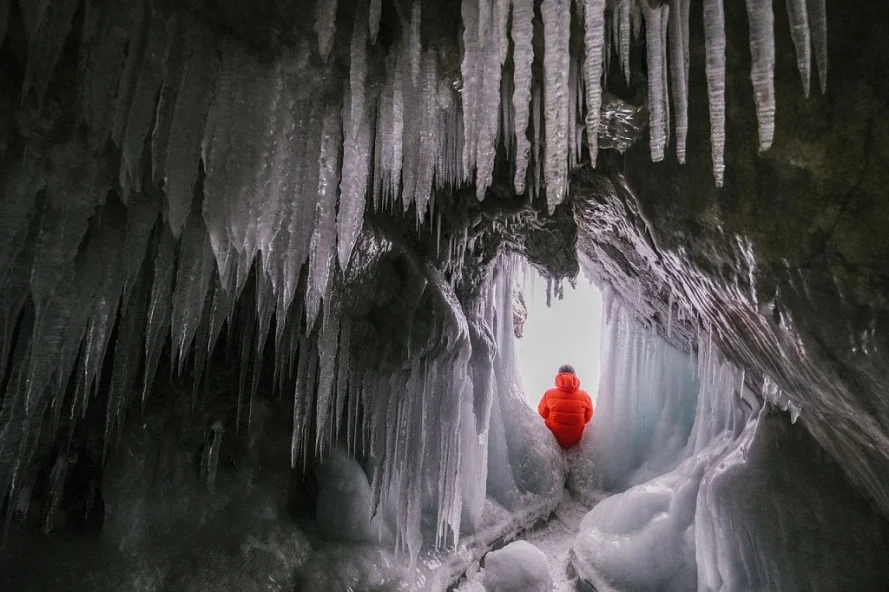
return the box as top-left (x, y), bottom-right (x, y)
top-left (334, 318), bottom-right (352, 443)
top-left (476, 0), bottom-right (502, 201)
top-left (143, 227), bottom-right (176, 403)
top-left (122, 193), bottom-right (160, 305)
top-left (618, 0), bottom-right (631, 84)
top-left (306, 104), bottom-right (343, 330)
top-left (643, 4), bottom-right (668, 162)
top-left (669, 0), bottom-right (690, 163)
top-left (80, 213), bottom-right (127, 409)
top-left (541, 0), bottom-right (572, 211)
top-left (151, 25), bottom-right (186, 192)
top-left (337, 13), bottom-right (372, 271)
top-left (784, 0), bottom-right (811, 96)
top-left (389, 53), bottom-right (406, 202)
top-left (164, 31), bottom-right (216, 237)
top-left (315, 0), bottom-right (338, 62)
top-left (236, 286), bottom-right (256, 430)
top-left (402, 47), bottom-right (422, 212)
top-left (745, 0), bottom-right (776, 151)
top-left (249, 271), bottom-right (274, 428)
top-left (293, 336), bottom-right (319, 470)
top-left (495, 0), bottom-right (510, 64)
top-left (283, 102), bottom-right (321, 310)
top-left (409, 2), bottom-right (422, 84)
top-left (583, 0), bottom-right (606, 166)
top-left (703, 0), bottom-right (726, 186)
top-left (315, 298), bottom-right (341, 456)
top-left (461, 0), bottom-right (482, 182)
top-left (118, 8), bottom-right (169, 202)
top-left (414, 52), bottom-right (439, 220)
top-left (369, 0), bottom-right (382, 44)
top-left (170, 215), bottom-right (216, 374)
top-left (511, 0), bottom-right (534, 194)
top-left (660, 10), bottom-right (671, 152)
top-left (807, 0), bottom-right (827, 94)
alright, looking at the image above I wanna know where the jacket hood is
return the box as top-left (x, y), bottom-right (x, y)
top-left (554, 372), bottom-right (580, 392)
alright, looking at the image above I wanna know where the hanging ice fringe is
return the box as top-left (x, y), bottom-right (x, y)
top-left (0, 0), bottom-right (829, 567)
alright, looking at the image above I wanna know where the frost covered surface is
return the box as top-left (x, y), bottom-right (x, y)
top-left (570, 296), bottom-right (889, 590)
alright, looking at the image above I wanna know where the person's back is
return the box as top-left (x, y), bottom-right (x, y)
top-left (537, 364), bottom-right (593, 449)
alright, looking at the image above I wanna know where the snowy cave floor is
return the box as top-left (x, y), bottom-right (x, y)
top-left (454, 490), bottom-right (606, 592)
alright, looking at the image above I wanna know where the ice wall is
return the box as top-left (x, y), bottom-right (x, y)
top-left (570, 295), bottom-right (889, 591)
top-left (568, 288), bottom-right (701, 496)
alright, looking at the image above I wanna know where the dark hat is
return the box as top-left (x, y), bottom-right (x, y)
top-left (558, 364), bottom-right (575, 374)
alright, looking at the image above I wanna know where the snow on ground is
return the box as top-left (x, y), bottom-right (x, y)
top-left (456, 490), bottom-right (606, 592)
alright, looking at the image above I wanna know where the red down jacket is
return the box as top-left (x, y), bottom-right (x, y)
top-left (537, 372), bottom-right (594, 449)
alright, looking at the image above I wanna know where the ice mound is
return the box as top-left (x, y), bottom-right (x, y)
top-left (483, 540), bottom-right (552, 592)
top-left (569, 458), bottom-right (703, 591)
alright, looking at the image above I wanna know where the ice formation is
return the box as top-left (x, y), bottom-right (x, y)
top-left (0, 0), bottom-right (833, 583)
top-left (570, 292), bottom-right (889, 590)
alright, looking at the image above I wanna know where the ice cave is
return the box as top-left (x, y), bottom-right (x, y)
top-left (1, 0), bottom-right (888, 590)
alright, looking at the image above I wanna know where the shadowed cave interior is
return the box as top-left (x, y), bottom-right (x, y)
top-left (1, 0), bottom-right (889, 590)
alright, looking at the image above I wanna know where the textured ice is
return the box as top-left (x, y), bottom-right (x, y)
top-left (541, 0), bottom-right (571, 211)
top-left (510, 0), bottom-right (535, 194)
top-left (583, 0), bottom-right (606, 165)
top-left (569, 291), bottom-right (699, 494)
top-left (703, 0), bottom-right (727, 186)
top-left (642, 3), bottom-right (669, 162)
top-left (745, 0), bottom-right (776, 151)
top-left (0, 0), bottom-right (834, 583)
top-left (570, 292), bottom-right (889, 590)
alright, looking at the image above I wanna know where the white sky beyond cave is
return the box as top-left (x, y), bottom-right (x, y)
top-left (516, 271), bottom-right (604, 409)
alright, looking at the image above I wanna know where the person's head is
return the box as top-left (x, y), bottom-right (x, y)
top-left (558, 364), bottom-right (575, 375)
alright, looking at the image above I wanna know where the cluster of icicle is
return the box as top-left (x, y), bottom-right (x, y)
top-left (0, 0), bottom-right (826, 548)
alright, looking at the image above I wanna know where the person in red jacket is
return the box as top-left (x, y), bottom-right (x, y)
top-left (538, 364), bottom-right (594, 449)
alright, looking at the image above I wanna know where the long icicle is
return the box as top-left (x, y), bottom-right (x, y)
top-left (619, 0), bottom-right (631, 84)
top-left (784, 0), bottom-right (811, 97)
top-left (541, 0), bottom-right (571, 212)
top-left (669, 0), bottom-right (690, 163)
top-left (643, 3), bottom-right (667, 162)
top-left (703, 0), bottom-right (726, 186)
top-left (511, 0), bottom-right (534, 194)
top-left (745, 0), bottom-right (776, 151)
top-left (583, 0), bottom-right (606, 166)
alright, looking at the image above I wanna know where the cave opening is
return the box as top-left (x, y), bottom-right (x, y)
top-left (515, 267), bottom-right (603, 410)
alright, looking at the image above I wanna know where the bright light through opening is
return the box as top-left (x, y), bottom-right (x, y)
top-left (516, 269), bottom-right (604, 409)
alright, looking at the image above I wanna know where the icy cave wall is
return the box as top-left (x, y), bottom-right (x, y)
top-left (570, 295), bottom-right (889, 591)
top-left (0, 0), bottom-right (888, 588)
top-left (571, 0), bottom-right (889, 521)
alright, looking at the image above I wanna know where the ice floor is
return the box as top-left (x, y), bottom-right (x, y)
top-left (455, 490), bottom-right (606, 592)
